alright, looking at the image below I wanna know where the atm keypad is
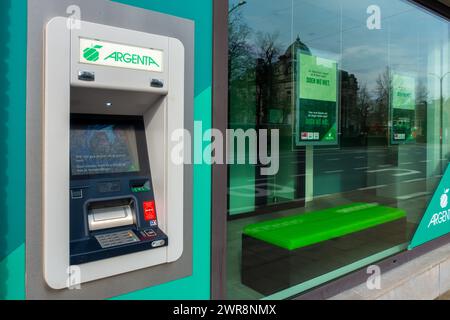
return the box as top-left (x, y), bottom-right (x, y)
top-left (95, 230), bottom-right (140, 249)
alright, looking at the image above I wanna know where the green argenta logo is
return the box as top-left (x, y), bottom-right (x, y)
top-left (428, 188), bottom-right (450, 228)
top-left (104, 51), bottom-right (160, 68)
top-left (83, 45), bottom-right (103, 62)
top-left (81, 40), bottom-right (162, 70)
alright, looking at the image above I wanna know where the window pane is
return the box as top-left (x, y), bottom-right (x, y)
top-left (227, 0), bottom-right (450, 299)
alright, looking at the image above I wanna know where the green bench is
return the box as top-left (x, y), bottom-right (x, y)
top-left (243, 203), bottom-right (406, 250)
top-left (241, 203), bottom-right (407, 295)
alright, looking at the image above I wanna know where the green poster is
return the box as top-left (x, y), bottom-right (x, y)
top-left (391, 74), bottom-right (417, 144)
top-left (295, 52), bottom-right (338, 146)
top-left (409, 164), bottom-right (450, 249)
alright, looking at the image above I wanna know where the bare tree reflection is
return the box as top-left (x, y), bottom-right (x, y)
top-left (255, 32), bottom-right (281, 126)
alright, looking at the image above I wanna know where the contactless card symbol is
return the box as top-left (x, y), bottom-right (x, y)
top-left (83, 45), bottom-right (103, 62)
top-left (440, 188), bottom-right (449, 209)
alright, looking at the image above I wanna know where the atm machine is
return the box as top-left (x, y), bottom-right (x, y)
top-left (69, 114), bottom-right (168, 265)
top-left (43, 17), bottom-right (185, 289)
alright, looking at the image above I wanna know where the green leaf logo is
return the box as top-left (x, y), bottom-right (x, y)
top-left (83, 45), bottom-right (103, 62)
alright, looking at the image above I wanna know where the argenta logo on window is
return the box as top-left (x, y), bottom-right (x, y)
top-left (80, 38), bottom-right (163, 72)
top-left (409, 165), bottom-right (450, 249)
top-left (428, 188), bottom-right (450, 228)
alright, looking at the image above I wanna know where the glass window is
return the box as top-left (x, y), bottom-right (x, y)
top-left (227, 0), bottom-right (450, 299)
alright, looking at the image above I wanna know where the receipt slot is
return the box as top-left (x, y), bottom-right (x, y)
top-left (43, 18), bottom-right (185, 289)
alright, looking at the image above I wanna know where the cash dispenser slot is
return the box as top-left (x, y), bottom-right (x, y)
top-left (87, 198), bottom-right (136, 232)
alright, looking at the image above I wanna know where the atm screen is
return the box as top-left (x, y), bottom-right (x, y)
top-left (70, 123), bottom-right (141, 176)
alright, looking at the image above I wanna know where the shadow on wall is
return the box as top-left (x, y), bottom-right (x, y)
top-left (0, 0), bottom-right (11, 299)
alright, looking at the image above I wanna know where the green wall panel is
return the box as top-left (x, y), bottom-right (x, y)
top-left (0, 245), bottom-right (25, 300)
top-left (0, 0), bottom-right (27, 300)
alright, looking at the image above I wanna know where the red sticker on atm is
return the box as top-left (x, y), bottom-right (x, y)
top-left (143, 201), bottom-right (157, 221)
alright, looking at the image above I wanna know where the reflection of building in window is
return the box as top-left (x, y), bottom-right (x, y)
top-left (269, 36), bottom-right (311, 125)
top-left (230, 36), bottom-right (313, 127)
top-left (230, 36), bottom-right (360, 143)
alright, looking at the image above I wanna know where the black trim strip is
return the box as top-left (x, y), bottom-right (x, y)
top-left (410, 0), bottom-right (450, 20)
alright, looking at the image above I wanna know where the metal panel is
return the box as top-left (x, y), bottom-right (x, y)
top-left (211, 0), bottom-right (229, 300)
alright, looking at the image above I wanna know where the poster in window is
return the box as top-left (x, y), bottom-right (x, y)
top-left (391, 73), bottom-right (417, 144)
top-left (295, 51), bottom-right (339, 146)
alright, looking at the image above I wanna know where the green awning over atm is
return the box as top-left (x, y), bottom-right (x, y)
top-left (243, 203), bottom-right (406, 251)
